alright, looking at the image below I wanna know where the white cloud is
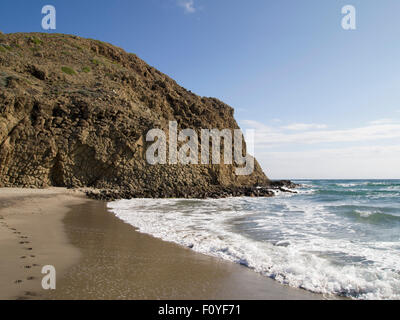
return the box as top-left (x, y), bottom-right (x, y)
top-left (242, 119), bottom-right (400, 146)
top-left (257, 145), bottom-right (400, 180)
top-left (282, 123), bottom-right (328, 131)
top-left (178, 0), bottom-right (196, 13)
top-left (240, 119), bottom-right (400, 179)
top-left (368, 118), bottom-right (398, 125)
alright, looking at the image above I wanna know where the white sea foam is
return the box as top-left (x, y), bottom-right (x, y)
top-left (107, 195), bottom-right (400, 300)
top-left (335, 181), bottom-right (396, 188)
top-left (336, 183), bottom-right (358, 187)
top-left (355, 209), bottom-right (380, 218)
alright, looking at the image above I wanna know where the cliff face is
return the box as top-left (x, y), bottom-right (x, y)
top-left (0, 32), bottom-right (269, 197)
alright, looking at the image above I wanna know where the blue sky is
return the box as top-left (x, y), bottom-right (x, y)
top-left (1, 0), bottom-right (400, 179)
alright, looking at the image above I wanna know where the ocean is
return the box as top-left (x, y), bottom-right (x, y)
top-left (107, 180), bottom-right (400, 300)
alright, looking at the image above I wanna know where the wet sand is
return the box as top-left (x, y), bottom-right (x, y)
top-left (1, 188), bottom-right (329, 300)
top-left (0, 188), bottom-right (87, 300)
top-left (46, 199), bottom-right (327, 300)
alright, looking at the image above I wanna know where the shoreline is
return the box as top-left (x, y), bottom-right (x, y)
top-left (1, 188), bottom-right (328, 300)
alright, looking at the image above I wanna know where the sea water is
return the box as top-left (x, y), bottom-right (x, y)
top-left (107, 180), bottom-right (400, 300)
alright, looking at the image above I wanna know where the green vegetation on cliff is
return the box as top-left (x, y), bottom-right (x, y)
top-left (0, 32), bottom-right (269, 198)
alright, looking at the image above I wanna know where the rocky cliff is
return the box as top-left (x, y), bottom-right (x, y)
top-left (0, 32), bottom-right (274, 199)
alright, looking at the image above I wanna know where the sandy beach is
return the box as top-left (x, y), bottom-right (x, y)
top-left (0, 188), bottom-right (87, 300)
top-left (0, 188), bottom-right (326, 300)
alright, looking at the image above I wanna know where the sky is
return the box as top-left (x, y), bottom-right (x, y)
top-left (1, 0), bottom-right (400, 179)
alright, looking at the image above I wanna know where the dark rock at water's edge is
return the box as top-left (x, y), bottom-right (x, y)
top-left (269, 180), bottom-right (299, 189)
top-left (86, 180), bottom-right (298, 201)
top-left (1, 32), bottom-right (279, 197)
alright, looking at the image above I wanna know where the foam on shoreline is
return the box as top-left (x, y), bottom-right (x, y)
top-left (108, 183), bottom-right (400, 300)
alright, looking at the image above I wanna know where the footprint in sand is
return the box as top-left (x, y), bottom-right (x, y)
top-left (20, 256), bottom-right (27, 259)
top-left (24, 291), bottom-right (38, 297)
top-left (27, 276), bottom-right (36, 281)
top-left (25, 248), bottom-right (33, 251)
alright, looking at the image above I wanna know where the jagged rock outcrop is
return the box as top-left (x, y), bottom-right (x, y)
top-left (0, 32), bottom-right (272, 198)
